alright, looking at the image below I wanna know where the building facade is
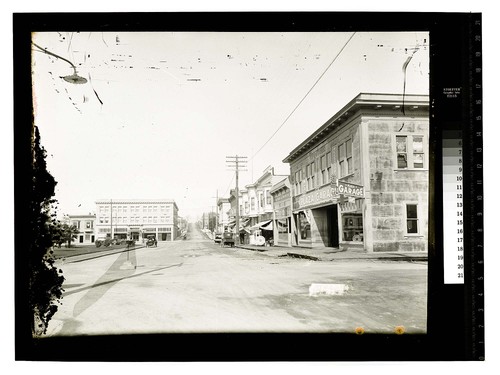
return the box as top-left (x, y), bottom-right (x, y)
top-left (65, 214), bottom-right (96, 245)
top-left (270, 177), bottom-right (292, 247)
top-left (242, 166), bottom-right (288, 227)
top-left (227, 166), bottom-right (288, 243)
top-left (283, 93), bottom-right (429, 252)
top-left (217, 197), bottom-right (231, 232)
top-left (95, 199), bottom-right (179, 242)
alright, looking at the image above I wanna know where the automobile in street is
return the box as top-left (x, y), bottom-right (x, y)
top-left (220, 231), bottom-right (235, 247)
top-left (145, 235), bottom-right (157, 247)
top-left (214, 232), bottom-right (222, 244)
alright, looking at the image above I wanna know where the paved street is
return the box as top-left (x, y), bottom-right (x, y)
top-left (45, 227), bottom-right (427, 336)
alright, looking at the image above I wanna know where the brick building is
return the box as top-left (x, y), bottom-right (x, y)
top-left (282, 93), bottom-right (429, 252)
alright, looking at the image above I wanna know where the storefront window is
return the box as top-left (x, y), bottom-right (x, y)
top-left (277, 219), bottom-right (289, 234)
top-left (277, 218), bottom-right (289, 242)
top-left (298, 212), bottom-right (311, 240)
top-left (342, 213), bottom-right (363, 241)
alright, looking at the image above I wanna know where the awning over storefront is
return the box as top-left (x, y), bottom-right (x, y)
top-left (250, 220), bottom-right (273, 231)
top-left (227, 218), bottom-right (250, 232)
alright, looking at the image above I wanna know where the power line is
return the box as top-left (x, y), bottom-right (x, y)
top-left (249, 32), bottom-right (357, 162)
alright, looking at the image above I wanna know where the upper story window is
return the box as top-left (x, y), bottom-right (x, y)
top-left (338, 139), bottom-right (353, 177)
top-left (294, 171), bottom-right (301, 195)
top-left (396, 135), bottom-right (425, 169)
top-left (266, 190), bottom-right (272, 205)
top-left (406, 204), bottom-right (419, 234)
top-left (306, 162), bottom-right (315, 191)
top-left (319, 152), bottom-right (332, 186)
top-left (86, 221), bottom-right (93, 229)
top-left (250, 197), bottom-right (256, 211)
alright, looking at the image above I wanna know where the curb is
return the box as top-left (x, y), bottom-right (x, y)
top-left (235, 245), bottom-right (427, 262)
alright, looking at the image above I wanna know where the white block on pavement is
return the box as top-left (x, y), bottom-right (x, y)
top-left (309, 283), bottom-right (349, 296)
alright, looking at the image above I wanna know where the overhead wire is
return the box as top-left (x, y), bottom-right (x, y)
top-left (249, 32), bottom-right (357, 162)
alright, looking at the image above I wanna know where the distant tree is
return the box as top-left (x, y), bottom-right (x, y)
top-left (28, 126), bottom-right (64, 335)
top-left (62, 223), bottom-right (79, 248)
top-left (48, 220), bottom-right (64, 248)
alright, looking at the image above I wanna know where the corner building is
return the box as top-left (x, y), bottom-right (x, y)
top-left (283, 93), bottom-right (429, 252)
top-left (95, 199), bottom-right (178, 242)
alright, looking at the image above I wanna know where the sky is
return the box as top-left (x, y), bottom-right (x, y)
top-left (32, 31), bottom-right (429, 221)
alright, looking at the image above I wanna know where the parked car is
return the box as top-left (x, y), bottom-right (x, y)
top-left (145, 235), bottom-right (157, 247)
top-left (220, 231), bottom-right (235, 248)
top-left (214, 232), bottom-right (222, 243)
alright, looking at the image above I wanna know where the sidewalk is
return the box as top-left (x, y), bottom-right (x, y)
top-left (235, 244), bottom-right (428, 262)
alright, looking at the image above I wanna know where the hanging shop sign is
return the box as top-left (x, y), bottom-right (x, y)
top-left (336, 181), bottom-right (364, 198)
top-left (331, 175), bottom-right (364, 199)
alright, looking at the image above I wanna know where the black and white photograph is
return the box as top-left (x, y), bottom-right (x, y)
top-left (10, 9), bottom-right (491, 365)
top-left (30, 28), bottom-right (429, 337)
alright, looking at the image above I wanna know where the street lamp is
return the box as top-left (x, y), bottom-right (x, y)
top-left (32, 42), bottom-right (88, 84)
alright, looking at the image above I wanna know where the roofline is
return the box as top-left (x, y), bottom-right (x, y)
top-left (282, 92), bottom-right (429, 163)
top-left (95, 199), bottom-right (179, 211)
top-left (270, 176), bottom-right (290, 194)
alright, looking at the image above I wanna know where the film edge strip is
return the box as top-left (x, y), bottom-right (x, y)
top-left (470, 13), bottom-right (485, 361)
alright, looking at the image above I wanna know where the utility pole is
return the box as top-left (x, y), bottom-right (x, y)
top-left (226, 155), bottom-right (247, 244)
top-left (110, 198), bottom-right (113, 240)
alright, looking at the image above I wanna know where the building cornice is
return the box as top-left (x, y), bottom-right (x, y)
top-left (95, 199), bottom-right (178, 211)
top-left (270, 177), bottom-right (290, 195)
top-left (283, 92), bottom-right (429, 163)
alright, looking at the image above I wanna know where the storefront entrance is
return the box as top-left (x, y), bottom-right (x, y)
top-left (327, 205), bottom-right (339, 247)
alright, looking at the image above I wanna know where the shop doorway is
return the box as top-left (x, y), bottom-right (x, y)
top-left (327, 205), bottom-right (339, 247)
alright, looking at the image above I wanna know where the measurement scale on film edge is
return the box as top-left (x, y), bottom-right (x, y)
top-left (441, 13), bottom-right (484, 360)
top-left (469, 15), bottom-right (484, 361)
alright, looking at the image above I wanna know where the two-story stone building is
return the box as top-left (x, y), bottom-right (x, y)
top-left (282, 93), bottom-right (429, 253)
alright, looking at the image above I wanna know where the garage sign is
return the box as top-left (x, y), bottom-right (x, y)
top-left (335, 181), bottom-right (364, 198)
